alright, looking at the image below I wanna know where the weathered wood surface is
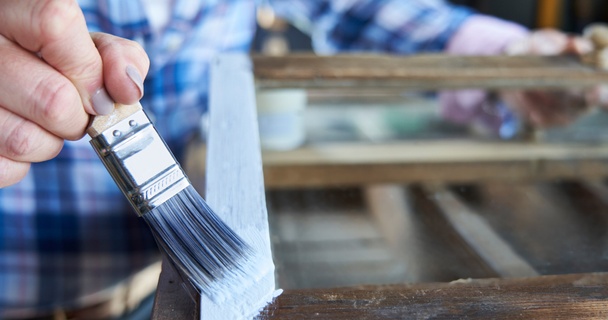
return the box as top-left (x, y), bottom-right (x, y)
top-left (260, 272), bottom-right (608, 319)
top-left (253, 54), bottom-right (608, 90)
top-left (260, 141), bottom-right (608, 188)
top-left (151, 255), bottom-right (199, 320)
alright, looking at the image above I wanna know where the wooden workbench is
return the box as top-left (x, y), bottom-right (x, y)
top-left (155, 53), bottom-right (608, 319)
top-left (261, 272), bottom-right (608, 319)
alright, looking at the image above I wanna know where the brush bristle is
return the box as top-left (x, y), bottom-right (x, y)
top-left (142, 185), bottom-right (254, 298)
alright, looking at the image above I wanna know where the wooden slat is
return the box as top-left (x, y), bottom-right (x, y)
top-left (261, 272), bottom-right (608, 319)
top-left (422, 185), bottom-right (538, 277)
top-left (363, 184), bottom-right (497, 283)
top-left (262, 141), bottom-right (608, 165)
top-left (364, 185), bottom-right (413, 252)
top-left (537, 0), bottom-right (563, 28)
top-left (151, 256), bottom-right (199, 320)
top-left (457, 182), bottom-right (608, 275)
top-left (253, 54), bottom-right (608, 90)
top-left (154, 54), bottom-right (278, 319)
top-left (200, 54), bottom-right (276, 318)
top-left (260, 141), bottom-right (608, 188)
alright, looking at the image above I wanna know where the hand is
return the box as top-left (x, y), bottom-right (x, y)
top-left (0, 0), bottom-right (149, 187)
top-left (501, 29), bottom-right (601, 128)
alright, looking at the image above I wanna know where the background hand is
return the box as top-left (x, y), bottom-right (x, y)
top-left (500, 29), bottom-right (601, 128)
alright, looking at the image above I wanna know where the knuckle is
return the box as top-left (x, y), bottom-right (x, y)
top-left (36, 79), bottom-right (74, 126)
top-left (4, 120), bottom-right (40, 160)
top-left (29, 77), bottom-right (84, 139)
top-left (36, 0), bottom-right (81, 41)
top-left (2, 119), bottom-right (63, 161)
top-left (0, 157), bottom-right (29, 188)
top-left (5, 120), bottom-right (36, 159)
top-left (67, 58), bottom-right (103, 83)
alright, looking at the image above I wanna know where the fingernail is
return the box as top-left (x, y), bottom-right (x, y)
top-left (92, 88), bottom-right (114, 115)
top-left (126, 65), bottom-right (144, 98)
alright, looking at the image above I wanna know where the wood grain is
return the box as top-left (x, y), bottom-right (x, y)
top-left (261, 272), bottom-right (608, 319)
top-left (253, 54), bottom-right (608, 90)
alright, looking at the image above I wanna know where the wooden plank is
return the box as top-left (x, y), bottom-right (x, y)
top-left (261, 141), bottom-right (608, 165)
top-left (151, 255), bottom-right (199, 320)
top-left (199, 54), bottom-right (276, 318)
top-left (364, 185), bottom-right (413, 251)
top-left (153, 54), bottom-right (278, 319)
top-left (363, 184), bottom-right (496, 283)
top-left (261, 160), bottom-right (608, 188)
top-left (187, 138), bottom-right (608, 188)
top-left (422, 185), bottom-right (538, 277)
top-left (260, 141), bottom-right (608, 188)
top-left (253, 54), bottom-right (608, 90)
top-left (202, 53), bottom-right (278, 318)
top-left (260, 272), bottom-right (608, 319)
top-left (457, 182), bottom-right (608, 275)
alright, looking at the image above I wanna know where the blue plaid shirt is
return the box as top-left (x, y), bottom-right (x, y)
top-left (0, 0), bottom-right (471, 316)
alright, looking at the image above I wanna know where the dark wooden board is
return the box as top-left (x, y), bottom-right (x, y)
top-left (151, 255), bottom-right (199, 320)
top-left (253, 54), bottom-right (608, 90)
top-left (261, 272), bottom-right (608, 319)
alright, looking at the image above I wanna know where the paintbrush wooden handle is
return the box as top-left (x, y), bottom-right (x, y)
top-left (86, 103), bottom-right (142, 138)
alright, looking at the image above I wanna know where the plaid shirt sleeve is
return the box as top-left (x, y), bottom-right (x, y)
top-left (0, 0), bottom-right (256, 317)
top-left (269, 0), bottom-right (473, 53)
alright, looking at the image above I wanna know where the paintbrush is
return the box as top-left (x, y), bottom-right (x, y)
top-left (87, 102), bottom-right (255, 301)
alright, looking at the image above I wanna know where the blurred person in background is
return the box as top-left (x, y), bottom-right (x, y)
top-left (0, 0), bottom-right (602, 319)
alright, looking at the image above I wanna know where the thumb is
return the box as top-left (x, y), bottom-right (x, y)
top-left (92, 33), bottom-right (149, 105)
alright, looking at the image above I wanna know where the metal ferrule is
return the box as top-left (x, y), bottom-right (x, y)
top-left (90, 110), bottom-right (190, 216)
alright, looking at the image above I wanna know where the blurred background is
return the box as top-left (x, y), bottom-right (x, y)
top-left (191, 0), bottom-right (608, 292)
top-left (253, 0), bottom-right (608, 55)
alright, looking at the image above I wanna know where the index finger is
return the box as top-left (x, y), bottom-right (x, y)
top-left (0, 0), bottom-right (111, 115)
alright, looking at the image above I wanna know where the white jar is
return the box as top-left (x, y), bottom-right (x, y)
top-left (256, 89), bottom-right (307, 150)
